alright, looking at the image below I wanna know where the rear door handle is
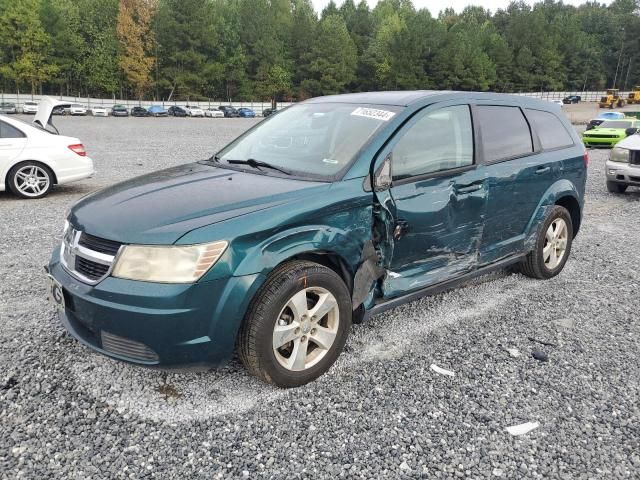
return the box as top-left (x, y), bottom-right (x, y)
top-left (535, 166), bottom-right (551, 174)
top-left (455, 183), bottom-right (482, 194)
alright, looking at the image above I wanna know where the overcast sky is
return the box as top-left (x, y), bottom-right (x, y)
top-left (311, 0), bottom-right (612, 16)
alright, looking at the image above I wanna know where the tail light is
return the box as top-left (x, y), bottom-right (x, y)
top-left (68, 144), bottom-right (87, 157)
top-left (583, 151), bottom-right (589, 167)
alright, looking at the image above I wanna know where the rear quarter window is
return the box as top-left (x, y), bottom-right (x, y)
top-left (475, 106), bottom-right (533, 162)
top-left (0, 120), bottom-right (25, 139)
top-left (525, 109), bottom-right (574, 150)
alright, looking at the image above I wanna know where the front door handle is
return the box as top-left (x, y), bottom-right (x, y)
top-left (535, 166), bottom-right (551, 174)
top-left (455, 183), bottom-right (482, 194)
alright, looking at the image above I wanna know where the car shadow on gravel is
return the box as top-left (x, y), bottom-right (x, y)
top-left (62, 269), bottom-right (518, 423)
top-left (0, 183), bottom-right (96, 203)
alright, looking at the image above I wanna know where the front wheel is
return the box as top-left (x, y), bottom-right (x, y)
top-left (517, 205), bottom-right (573, 280)
top-left (606, 181), bottom-right (627, 194)
top-left (238, 261), bottom-right (352, 387)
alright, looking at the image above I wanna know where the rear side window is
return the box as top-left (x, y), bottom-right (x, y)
top-left (0, 121), bottom-right (25, 139)
top-left (526, 109), bottom-right (574, 150)
top-left (392, 105), bottom-right (474, 180)
top-left (476, 106), bottom-right (533, 162)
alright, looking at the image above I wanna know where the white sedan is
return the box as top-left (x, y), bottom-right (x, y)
top-left (204, 107), bottom-right (224, 118)
top-left (185, 105), bottom-right (205, 117)
top-left (0, 97), bottom-right (94, 199)
top-left (68, 104), bottom-right (88, 116)
top-left (90, 106), bottom-right (109, 117)
top-left (21, 101), bottom-right (38, 114)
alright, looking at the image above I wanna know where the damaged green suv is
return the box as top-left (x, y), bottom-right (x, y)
top-left (48, 91), bottom-right (586, 387)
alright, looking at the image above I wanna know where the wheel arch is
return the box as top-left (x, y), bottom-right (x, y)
top-left (525, 180), bottom-right (583, 247)
top-left (5, 159), bottom-right (58, 186)
top-left (554, 195), bottom-right (581, 237)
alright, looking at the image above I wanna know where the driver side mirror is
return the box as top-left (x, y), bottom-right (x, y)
top-left (374, 155), bottom-right (392, 191)
top-left (625, 127), bottom-right (638, 136)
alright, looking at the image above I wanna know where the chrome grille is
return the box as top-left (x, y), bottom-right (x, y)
top-left (101, 331), bottom-right (159, 362)
top-left (61, 227), bottom-right (122, 285)
top-left (78, 232), bottom-right (121, 256)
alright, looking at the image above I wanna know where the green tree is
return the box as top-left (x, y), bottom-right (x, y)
top-left (301, 14), bottom-right (357, 96)
top-left (0, 0), bottom-right (57, 93)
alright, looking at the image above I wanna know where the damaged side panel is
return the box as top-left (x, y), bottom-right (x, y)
top-left (373, 167), bottom-right (489, 300)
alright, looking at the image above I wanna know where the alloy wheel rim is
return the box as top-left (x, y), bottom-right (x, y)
top-left (272, 287), bottom-right (340, 372)
top-left (14, 165), bottom-right (49, 197)
top-left (543, 218), bottom-right (568, 269)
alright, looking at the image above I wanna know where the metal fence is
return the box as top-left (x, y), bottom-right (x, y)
top-left (0, 90), bottom-right (632, 112)
top-left (0, 92), bottom-right (293, 116)
top-left (513, 91), bottom-right (626, 102)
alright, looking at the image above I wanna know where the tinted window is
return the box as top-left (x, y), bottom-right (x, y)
top-left (476, 106), bottom-right (532, 162)
top-left (0, 121), bottom-right (25, 139)
top-left (392, 105), bottom-right (473, 180)
top-left (525, 109), bottom-right (574, 150)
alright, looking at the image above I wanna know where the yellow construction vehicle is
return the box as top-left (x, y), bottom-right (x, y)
top-left (628, 86), bottom-right (640, 104)
top-left (599, 89), bottom-right (626, 108)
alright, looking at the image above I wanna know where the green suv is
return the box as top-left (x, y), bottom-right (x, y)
top-left (47, 91), bottom-right (587, 387)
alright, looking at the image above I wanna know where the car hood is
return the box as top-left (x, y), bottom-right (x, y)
top-left (583, 128), bottom-right (625, 135)
top-left (613, 133), bottom-right (640, 150)
top-left (69, 162), bottom-right (329, 245)
top-left (33, 96), bottom-right (72, 131)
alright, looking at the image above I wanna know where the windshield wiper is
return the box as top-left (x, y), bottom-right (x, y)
top-left (226, 158), bottom-right (292, 175)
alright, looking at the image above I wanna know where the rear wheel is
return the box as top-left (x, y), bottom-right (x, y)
top-left (606, 181), bottom-right (627, 194)
top-left (517, 206), bottom-right (573, 280)
top-left (8, 162), bottom-right (53, 199)
top-left (238, 261), bottom-right (352, 387)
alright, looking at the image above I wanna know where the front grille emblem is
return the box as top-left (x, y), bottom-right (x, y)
top-left (60, 227), bottom-right (118, 285)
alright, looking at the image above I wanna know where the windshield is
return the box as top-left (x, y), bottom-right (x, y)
top-left (599, 120), bottom-right (632, 129)
top-left (217, 103), bottom-right (400, 180)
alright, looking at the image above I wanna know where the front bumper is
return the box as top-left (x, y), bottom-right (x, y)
top-left (582, 136), bottom-right (623, 147)
top-left (605, 160), bottom-right (640, 186)
top-left (48, 248), bottom-right (264, 368)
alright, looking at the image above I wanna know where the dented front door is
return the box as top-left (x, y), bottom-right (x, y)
top-left (382, 168), bottom-right (487, 296)
top-left (373, 103), bottom-right (488, 298)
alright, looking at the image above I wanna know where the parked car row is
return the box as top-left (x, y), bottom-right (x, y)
top-left (0, 101), bottom-right (272, 117)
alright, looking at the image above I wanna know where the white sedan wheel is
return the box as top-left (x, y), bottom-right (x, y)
top-left (12, 164), bottom-right (52, 198)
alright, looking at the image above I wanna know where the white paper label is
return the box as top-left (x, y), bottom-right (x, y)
top-left (351, 107), bottom-right (396, 121)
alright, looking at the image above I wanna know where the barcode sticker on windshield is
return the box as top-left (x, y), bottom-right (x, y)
top-left (351, 107), bottom-right (395, 121)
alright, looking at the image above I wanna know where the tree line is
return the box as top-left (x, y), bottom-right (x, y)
top-left (1, 0), bottom-right (639, 102)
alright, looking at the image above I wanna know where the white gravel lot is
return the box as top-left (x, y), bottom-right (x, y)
top-left (1, 116), bottom-right (639, 479)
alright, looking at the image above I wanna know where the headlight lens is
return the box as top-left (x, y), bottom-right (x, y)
top-left (112, 241), bottom-right (228, 283)
top-left (610, 147), bottom-right (630, 163)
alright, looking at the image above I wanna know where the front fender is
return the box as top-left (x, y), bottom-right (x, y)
top-left (234, 222), bottom-right (368, 277)
top-left (524, 179), bottom-right (582, 248)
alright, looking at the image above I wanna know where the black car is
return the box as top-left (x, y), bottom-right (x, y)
top-left (262, 107), bottom-right (277, 117)
top-left (111, 104), bottom-right (129, 117)
top-left (131, 106), bottom-right (148, 117)
top-left (563, 95), bottom-right (581, 104)
top-left (168, 106), bottom-right (187, 117)
top-left (218, 106), bottom-right (240, 118)
top-left (52, 106), bottom-right (65, 115)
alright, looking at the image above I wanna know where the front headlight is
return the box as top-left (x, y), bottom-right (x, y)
top-left (610, 147), bottom-right (630, 163)
top-left (112, 241), bottom-right (228, 283)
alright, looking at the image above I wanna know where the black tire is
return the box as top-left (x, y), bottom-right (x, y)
top-left (606, 181), bottom-right (627, 194)
top-left (7, 161), bottom-right (54, 199)
top-left (516, 205), bottom-right (573, 280)
top-left (238, 260), bottom-right (352, 388)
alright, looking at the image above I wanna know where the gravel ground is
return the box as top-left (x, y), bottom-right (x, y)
top-left (1, 116), bottom-right (639, 479)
